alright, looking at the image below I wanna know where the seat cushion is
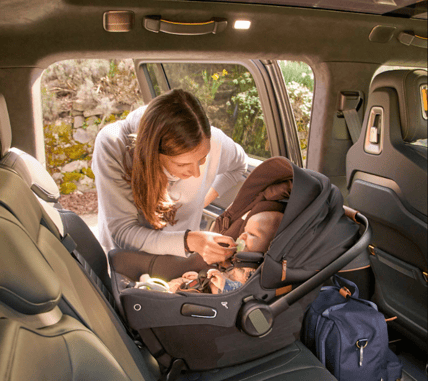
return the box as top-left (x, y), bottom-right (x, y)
top-left (0, 317), bottom-right (132, 381)
top-left (176, 341), bottom-right (337, 381)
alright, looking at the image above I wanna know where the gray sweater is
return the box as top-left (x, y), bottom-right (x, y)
top-left (92, 106), bottom-right (248, 256)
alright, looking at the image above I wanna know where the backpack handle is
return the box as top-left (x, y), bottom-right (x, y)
top-left (332, 274), bottom-right (359, 299)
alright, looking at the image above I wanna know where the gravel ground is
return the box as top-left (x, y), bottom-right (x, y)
top-left (59, 190), bottom-right (98, 215)
top-left (59, 190), bottom-right (99, 238)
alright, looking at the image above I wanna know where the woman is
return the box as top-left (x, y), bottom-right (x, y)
top-left (92, 89), bottom-right (248, 265)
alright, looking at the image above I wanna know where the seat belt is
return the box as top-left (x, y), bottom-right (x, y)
top-left (338, 91), bottom-right (364, 144)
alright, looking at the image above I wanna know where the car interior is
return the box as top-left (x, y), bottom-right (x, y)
top-left (0, 0), bottom-right (426, 380)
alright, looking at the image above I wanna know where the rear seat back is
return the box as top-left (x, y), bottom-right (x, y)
top-left (0, 165), bottom-right (152, 380)
top-left (0, 317), bottom-right (133, 380)
top-left (0, 93), bottom-right (113, 302)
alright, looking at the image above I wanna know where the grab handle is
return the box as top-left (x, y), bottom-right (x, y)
top-left (398, 32), bottom-right (427, 49)
top-left (143, 16), bottom-right (227, 35)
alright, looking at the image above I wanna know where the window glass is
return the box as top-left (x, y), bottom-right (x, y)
top-left (144, 63), bottom-right (271, 161)
top-left (278, 61), bottom-right (314, 166)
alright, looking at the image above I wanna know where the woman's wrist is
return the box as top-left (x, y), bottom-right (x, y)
top-left (184, 229), bottom-right (193, 253)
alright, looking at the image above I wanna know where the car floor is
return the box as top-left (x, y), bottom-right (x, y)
top-left (394, 342), bottom-right (427, 381)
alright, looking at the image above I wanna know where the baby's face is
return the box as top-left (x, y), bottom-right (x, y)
top-left (238, 213), bottom-right (276, 252)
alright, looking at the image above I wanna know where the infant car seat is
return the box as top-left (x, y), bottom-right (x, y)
top-left (108, 157), bottom-right (371, 375)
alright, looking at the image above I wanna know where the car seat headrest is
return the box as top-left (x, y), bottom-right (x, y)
top-left (369, 69), bottom-right (427, 142)
top-left (2, 148), bottom-right (60, 203)
top-left (0, 94), bottom-right (12, 159)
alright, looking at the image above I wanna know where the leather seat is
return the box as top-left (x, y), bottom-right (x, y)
top-left (346, 69), bottom-right (427, 351)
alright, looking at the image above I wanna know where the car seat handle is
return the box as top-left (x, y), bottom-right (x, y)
top-left (238, 212), bottom-right (372, 337)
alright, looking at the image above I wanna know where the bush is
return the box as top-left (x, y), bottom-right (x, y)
top-left (279, 61), bottom-right (314, 164)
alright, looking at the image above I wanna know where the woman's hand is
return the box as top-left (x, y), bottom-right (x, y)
top-left (186, 231), bottom-right (237, 265)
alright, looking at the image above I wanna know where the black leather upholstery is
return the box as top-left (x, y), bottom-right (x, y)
top-left (368, 69), bottom-right (426, 142)
top-left (346, 69), bottom-right (427, 350)
top-left (0, 317), bottom-right (133, 380)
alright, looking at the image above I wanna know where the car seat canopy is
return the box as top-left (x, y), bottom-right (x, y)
top-left (214, 157), bottom-right (360, 289)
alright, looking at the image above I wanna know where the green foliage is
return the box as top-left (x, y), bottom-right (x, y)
top-left (108, 60), bottom-right (118, 78)
top-left (63, 172), bottom-right (84, 183)
top-left (278, 61), bottom-right (314, 164)
top-left (60, 182), bottom-right (77, 194)
top-left (279, 61), bottom-right (314, 92)
top-left (82, 167), bottom-right (95, 179)
top-left (227, 70), bottom-right (269, 158)
top-left (202, 69), bottom-right (228, 99)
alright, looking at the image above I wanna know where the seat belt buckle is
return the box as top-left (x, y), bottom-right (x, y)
top-left (337, 91), bottom-right (364, 118)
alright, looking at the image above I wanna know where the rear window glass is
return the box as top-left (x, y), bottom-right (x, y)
top-left (278, 61), bottom-right (314, 166)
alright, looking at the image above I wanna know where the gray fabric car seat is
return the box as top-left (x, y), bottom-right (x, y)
top-left (346, 69), bottom-right (427, 351)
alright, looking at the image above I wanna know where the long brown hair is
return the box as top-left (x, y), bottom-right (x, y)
top-left (126, 89), bottom-right (211, 229)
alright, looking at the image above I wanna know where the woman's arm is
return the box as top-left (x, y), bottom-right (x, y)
top-left (92, 117), bottom-right (187, 256)
top-left (210, 127), bottom-right (248, 199)
top-left (203, 187), bottom-right (219, 207)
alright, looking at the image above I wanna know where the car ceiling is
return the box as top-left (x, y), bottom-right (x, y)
top-left (0, 0), bottom-right (426, 69)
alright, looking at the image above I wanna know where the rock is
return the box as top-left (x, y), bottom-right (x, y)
top-left (73, 115), bottom-right (85, 129)
top-left (73, 127), bottom-right (97, 144)
top-left (61, 160), bottom-right (88, 173)
top-left (72, 99), bottom-right (86, 112)
top-left (76, 176), bottom-right (95, 192)
top-left (86, 124), bottom-right (98, 136)
top-left (71, 110), bottom-right (83, 116)
top-left (52, 172), bottom-right (63, 182)
top-left (113, 102), bottom-right (131, 113)
top-left (86, 116), bottom-right (99, 126)
top-left (83, 107), bottom-right (103, 118)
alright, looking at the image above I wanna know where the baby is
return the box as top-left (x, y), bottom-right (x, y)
top-left (166, 210), bottom-right (283, 294)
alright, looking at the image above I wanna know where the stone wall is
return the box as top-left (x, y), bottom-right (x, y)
top-left (42, 59), bottom-right (143, 194)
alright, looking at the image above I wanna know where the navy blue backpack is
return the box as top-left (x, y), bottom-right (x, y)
top-left (301, 275), bottom-right (402, 381)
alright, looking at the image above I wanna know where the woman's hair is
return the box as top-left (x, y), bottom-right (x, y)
top-left (126, 89), bottom-right (211, 229)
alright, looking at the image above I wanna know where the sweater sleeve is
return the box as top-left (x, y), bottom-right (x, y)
top-left (210, 127), bottom-right (248, 197)
top-left (92, 114), bottom-right (188, 256)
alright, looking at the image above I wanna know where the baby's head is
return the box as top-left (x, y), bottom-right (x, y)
top-left (238, 211), bottom-right (283, 253)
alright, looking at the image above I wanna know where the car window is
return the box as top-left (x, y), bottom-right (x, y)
top-left (41, 59), bottom-right (142, 221)
top-left (40, 59), bottom-right (314, 204)
top-left (278, 61), bottom-right (314, 167)
top-left (144, 63), bottom-right (271, 161)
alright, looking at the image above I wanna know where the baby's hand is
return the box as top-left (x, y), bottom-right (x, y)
top-left (182, 271), bottom-right (198, 280)
top-left (207, 269), bottom-right (222, 278)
